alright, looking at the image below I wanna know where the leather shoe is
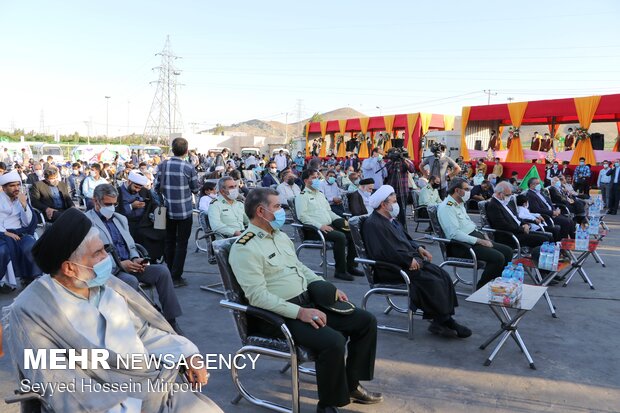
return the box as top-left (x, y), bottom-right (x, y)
top-left (346, 267), bottom-right (365, 277)
top-left (173, 277), bottom-right (189, 288)
top-left (444, 318), bottom-right (472, 338)
top-left (349, 384), bottom-right (383, 404)
top-left (428, 320), bottom-right (453, 337)
top-left (316, 405), bottom-right (339, 413)
top-left (334, 272), bottom-right (354, 281)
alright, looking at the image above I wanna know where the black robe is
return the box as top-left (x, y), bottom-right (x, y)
top-left (361, 211), bottom-right (457, 319)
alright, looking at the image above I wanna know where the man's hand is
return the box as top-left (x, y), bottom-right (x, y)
top-left (522, 224), bottom-right (530, 234)
top-left (297, 308), bottom-right (327, 329)
top-left (332, 197), bottom-right (342, 204)
top-left (553, 209), bottom-right (560, 217)
top-left (320, 225), bottom-right (333, 233)
top-left (121, 259), bottom-right (143, 273)
top-left (17, 193), bottom-right (27, 209)
top-left (4, 232), bottom-right (20, 241)
top-left (186, 354), bottom-right (209, 389)
top-left (418, 247), bottom-right (432, 261)
top-left (45, 207), bottom-right (56, 220)
top-left (409, 258), bottom-right (421, 271)
top-left (233, 231), bottom-right (242, 236)
top-left (477, 238), bottom-right (493, 248)
top-left (536, 217), bottom-right (544, 224)
top-left (131, 200), bottom-right (145, 209)
top-left (336, 289), bottom-right (348, 302)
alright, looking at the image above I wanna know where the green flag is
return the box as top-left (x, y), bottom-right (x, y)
top-left (519, 165), bottom-right (541, 190)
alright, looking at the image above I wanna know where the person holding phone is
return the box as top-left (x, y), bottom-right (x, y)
top-left (85, 184), bottom-right (184, 334)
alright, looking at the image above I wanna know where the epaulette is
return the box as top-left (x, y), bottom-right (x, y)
top-left (210, 198), bottom-right (217, 204)
top-left (236, 232), bottom-right (255, 245)
top-left (300, 190), bottom-right (305, 194)
top-left (447, 201), bottom-right (455, 206)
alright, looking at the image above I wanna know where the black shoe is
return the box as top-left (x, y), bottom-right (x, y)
top-left (349, 384), bottom-right (384, 404)
top-left (428, 320), bottom-right (454, 337)
top-left (173, 277), bottom-right (188, 288)
top-left (0, 284), bottom-right (15, 294)
top-left (444, 318), bottom-right (472, 338)
top-left (346, 267), bottom-right (365, 277)
top-left (334, 272), bottom-right (354, 281)
top-left (316, 405), bottom-right (339, 413)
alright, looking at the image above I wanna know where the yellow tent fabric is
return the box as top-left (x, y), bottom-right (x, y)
top-left (406, 113), bottom-right (419, 159)
top-left (359, 117), bottom-right (370, 135)
top-left (420, 113), bottom-right (433, 135)
top-left (319, 121), bottom-right (328, 157)
top-left (460, 107), bottom-right (470, 161)
top-left (305, 122), bottom-right (311, 155)
top-left (498, 125), bottom-right (505, 150)
top-left (383, 138), bottom-right (392, 151)
top-left (443, 115), bottom-right (455, 131)
top-left (337, 119), bottom-right (348, 157)
top-left (570, 96), bottom-right (601, 165)
top-left (358, 117), bottom-right (370, 158)
top-left (383, 115), bottom-right (395, 136)
top-left (505, 101), bottom-right (528, 163)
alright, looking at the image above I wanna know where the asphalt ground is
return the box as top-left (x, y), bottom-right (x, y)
top-left (1, 213), bottom-right (619, 413)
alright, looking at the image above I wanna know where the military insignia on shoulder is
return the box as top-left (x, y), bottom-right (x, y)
top-left (447, 201), bottom-right (455, 206)
top-left (236, 232), bottom-right (255, 245)
top-left (300, 190), bottom-right (305, 194)
top-left (210, 198), bottom-right (217, 204)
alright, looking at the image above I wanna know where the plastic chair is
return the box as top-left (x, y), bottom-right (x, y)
top-left (214, 238), bottom-right (316, 413)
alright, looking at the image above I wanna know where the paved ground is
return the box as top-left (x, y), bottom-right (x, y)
top-left (1, 214), bottom-right (620, 413)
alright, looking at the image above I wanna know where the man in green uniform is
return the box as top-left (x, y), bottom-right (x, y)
top-left (207, 176), bottom-right (248, 238)
top-left (294, 168), bottom-right (363, 281)
top-left (437, 177), bottom-right (513, 289)
top-left (230, 188), bottom-right (382, 413)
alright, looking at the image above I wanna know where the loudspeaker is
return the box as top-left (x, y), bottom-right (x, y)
top-left (391, 139), bottom-right (404, 148)
top-left (591, 133), bottom-right (604, 150)
top-left (474, 140), bottom-right (482, 151)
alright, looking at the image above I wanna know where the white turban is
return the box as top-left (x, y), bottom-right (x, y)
top-left (128, 170), bottom-right (149, 186)
top-left (369, 185), bottom-right (395, 210)
top-left (215, 165), bottom-right (225, 172)
top-left (0, 170), bottom-right (21, 186)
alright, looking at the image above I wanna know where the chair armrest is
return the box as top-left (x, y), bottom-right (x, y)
top-left (425, 235), bottom-right (478, 262)
top-left (480, 227), bottom-right (521, 253)
top-left (343, 213), bottom-right (352, 218)
top-left (220, 300), bottom-right (286, 328)
top-left (5, 391), bottom-right (45, 405)
top-left (355, 258), bottom-right (411, 285)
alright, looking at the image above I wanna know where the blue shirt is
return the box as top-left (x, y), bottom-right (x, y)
top-left (573, 165), bottom-right (591, 182)
top-left (48, 185), bottom-right (64, 209)
top-left (155, 157), bottom-right (199, 220)
top-left (118, 183), bottom-right (145, 220)
top-left (98, 212), bottom-right (130, 260)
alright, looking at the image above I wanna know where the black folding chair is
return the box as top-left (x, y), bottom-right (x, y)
top-left (349, 215), bottom-right (419, 339)
top-left (214, 238), bottom-right (316, 413)
top-left (287, 199), bottom-right (334, 276)
top-left (426, 205), bottom-right (485, 296)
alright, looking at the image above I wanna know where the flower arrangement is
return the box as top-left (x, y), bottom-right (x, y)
top-left (574, 127), bottom-right (591, 144)
top-left (510, 127), bottom-right (520, 138)
top-left (486, 148), bottom-right (495, 161)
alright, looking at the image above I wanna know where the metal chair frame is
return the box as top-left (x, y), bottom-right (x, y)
top-left (348, 215), bottom-right (419, 340)
top-left (411, 190), bottom-right (431, 233)
top-left (192, 209), bottom-right (226, 295)
top-left (287, 199), bottom-right (334, 276)
top-left (213, 239), bottom-right (316, 413)
top-left (426, 205), bottom-right (484, 296)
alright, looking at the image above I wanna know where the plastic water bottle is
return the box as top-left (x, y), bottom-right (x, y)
top-left (540, 242), bottom-right (549, 270)
top-left (501, 265), bottom-right (513, 280)
top-left (552, 242), bottom-right (561, 270)
top-left (514, 263), bottom-right (525, 284)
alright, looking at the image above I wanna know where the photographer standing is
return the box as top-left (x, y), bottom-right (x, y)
top-left (384, 148), bottom-right (416, 229)
top-left (421, 144), bottom-right (460, 199)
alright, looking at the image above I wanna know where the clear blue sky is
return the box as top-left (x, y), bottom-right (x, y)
top-left (1, 0), bottom-right (619, 136)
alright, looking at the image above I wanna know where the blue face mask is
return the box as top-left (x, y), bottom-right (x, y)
top-left (311, 178), bottom-right (321, 190)
top-left (72, 256), bottom-right (113, 288)
top-left (534, 183), bottom-right (542, 191)
top-left (327, 176), bottom-right (336, 184)
top-left (554, 181), bottom-right (562, 189)
top-left (268, 208), bottom-right (286, 230)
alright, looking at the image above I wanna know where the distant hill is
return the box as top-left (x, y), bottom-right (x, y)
top-left (206, 107), bottom-right (367, 138)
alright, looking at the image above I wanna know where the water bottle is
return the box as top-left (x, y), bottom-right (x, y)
top-left (501, 265), bottom-right (513, 280)
top-left (553, 242), bottom-right (561, 270)
top-left (540, 242), bottom-right (549, 270)
top-left (514, 263), bottom-right (525, 284)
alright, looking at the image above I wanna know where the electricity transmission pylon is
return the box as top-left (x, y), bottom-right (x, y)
top-left (143, 36), bottom-right (184, 144)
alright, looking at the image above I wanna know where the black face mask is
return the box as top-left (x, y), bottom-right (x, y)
top-left (432, 183), bottom-right (440, 189)
top-left (286, 178), bottom-right (295, 185)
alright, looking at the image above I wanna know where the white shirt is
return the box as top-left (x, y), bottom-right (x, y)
top-left (274, 154), bottom-right (288, 171)
top-left (276, 182), bottom-right (301, 205)
top-left (0, 192), bottom-right (33, 233)
top-left (245, 155), bottom-right (257, 168)
top-left (320, 180), bottom-right (342, 203)
top-left (517, 206), bottom-right (542, 231)
top-left (198, 194), bottom-right (217, 212)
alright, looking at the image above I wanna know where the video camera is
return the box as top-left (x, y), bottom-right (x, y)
top-left (386, 147), bottom-right (409, 162)
top-left (430, 143), bottom-right (446, 157)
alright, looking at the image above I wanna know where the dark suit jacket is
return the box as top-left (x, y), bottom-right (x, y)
top-left (26, 173), bottom-right (41, 186)
top-left (486, 197), bottom-right (524, 234)
top-left (606, 167), bottom-right (620, 185)
top-left (525, 189), bottom-right (554, 216)
top-left (348, 191), bottom-right (368, 217)
top-left (261, 173), bottom-right (279, 188)
top-left (29, 180), bottom-right (73, 214)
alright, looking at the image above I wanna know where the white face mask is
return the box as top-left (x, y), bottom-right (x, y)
top-left (228, 188), bottom-right (239, 200)
top-left (100, 205), bottom-right (115, 219)
top-left (389, 202), bottom-right (400, 218)
top-left (461, 189), bottom-right (471, 203)
top-left (35, 170), bottom-right (43, 177)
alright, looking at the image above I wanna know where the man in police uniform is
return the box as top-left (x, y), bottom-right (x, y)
top-left (437, 177), bottom-right (513, 289)
top-left (230, 188), bottom-right (382, 413)
top-left (207, 176), bottom-right (248, 238)
top-left (295, 168), bottom-right (363, 281)
top-left (421, 145), bottom-right (460, 199)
